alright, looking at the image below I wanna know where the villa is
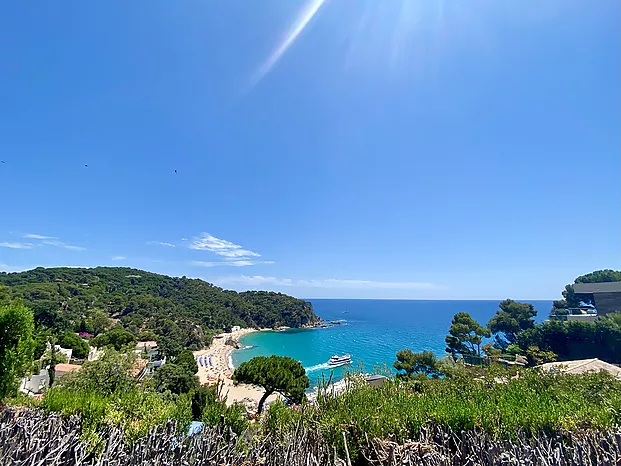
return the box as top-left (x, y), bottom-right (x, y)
top-left (45, 342), bottom-right (73, 361)
top-left (19, 369), bottom-right (50, 396)
top-left (572, 281), bottom-right (621, 316)
top-left (537, 358), bottom-right (621, 379)
top-left (548, 304), bottom-right (598, 323)
top-left (135, 341), bottom-right (159, 360)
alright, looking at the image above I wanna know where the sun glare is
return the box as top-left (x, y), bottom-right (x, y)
top-left (246, 0), bottom-right (566, 90)
top-left (249, 0), bottom-right (327, 89)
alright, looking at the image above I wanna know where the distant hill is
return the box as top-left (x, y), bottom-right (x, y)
top-left (0, 267), bottom-right (319, 354)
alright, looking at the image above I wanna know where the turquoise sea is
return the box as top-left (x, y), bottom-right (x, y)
top-left (232, 299), bottom-right (552, 387)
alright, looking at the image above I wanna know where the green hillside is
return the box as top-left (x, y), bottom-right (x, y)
top-left (0, 267), bottom-right (318, 354)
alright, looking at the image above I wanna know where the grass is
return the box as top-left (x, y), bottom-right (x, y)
top-left (8, 366), bottom-right (621, 462)
top-left (41, 387), bottom-right (192, 444)
top-left (201, 398), bottom-right (248, 434)
top-left (262, 368), bottom-right (621, 461)
top-left (10, 383), bottom-right (248, 446)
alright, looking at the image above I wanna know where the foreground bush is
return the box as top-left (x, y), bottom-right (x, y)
top-left (2, 406), bottom-right (621, 466)
top-left (9, 348), bottom-right (251, 444)
top-left (264, 369), bottom-right (621, 461)
top-left (42, 387), bottom-right (192, 443)
top-left (6, 369), bottom-right (621, 464)
top-left (0, 302), bottom-right (34, 400)
top-left (18, 384), bottom-right (250, 443)
top-left (192, 383), bottom-right (249, 434)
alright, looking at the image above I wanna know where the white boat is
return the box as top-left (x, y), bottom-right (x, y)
top-left (328, 354), bottom-right (352, 367)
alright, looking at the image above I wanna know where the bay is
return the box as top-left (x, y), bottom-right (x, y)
top-left (232, 299), bottom-right (552, 387)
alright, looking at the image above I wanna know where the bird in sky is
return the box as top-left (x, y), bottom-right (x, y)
top-left (84, 164), bottom-right (88, 167)
top-left (174, 169), bottom-right (177, 174)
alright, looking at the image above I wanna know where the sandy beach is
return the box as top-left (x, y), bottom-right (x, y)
top-left (193, 328), bottom-right (280, 410)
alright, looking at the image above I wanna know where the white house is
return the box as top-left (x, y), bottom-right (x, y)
top-left (365, 375), bottom-right (388, 388)
top-left (231, 325), bottom-right (241, 332)
top-left (135, 341), bottom-right (159, 360)
top-left (19, 369), bottom-right (50, 396)
top-left (45, 342), bottom-right (73, 361)
top-left (143, 356), bottom-right (167, 376)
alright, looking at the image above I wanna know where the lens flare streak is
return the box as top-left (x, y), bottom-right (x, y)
top-left (250, 0), bottom-right (327, 87)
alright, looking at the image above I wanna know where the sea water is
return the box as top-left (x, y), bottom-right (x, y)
top-left (232, 299), bottom-right (552, 387)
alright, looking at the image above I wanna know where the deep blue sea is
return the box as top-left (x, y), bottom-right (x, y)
top-left (232, 299), bottom-right (552, 387)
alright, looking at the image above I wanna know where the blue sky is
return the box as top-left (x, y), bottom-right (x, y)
top-left (1, 1), bottom-right (619, 300)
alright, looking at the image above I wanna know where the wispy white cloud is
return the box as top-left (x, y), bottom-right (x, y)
top-left (1, 234), bottom-right (85, 251)
top-left (0, 242), bottom-right (36, 249)
top-left (24, 233), bottom-right (57, 240)
top-left (212, 275), bottom-right (440, 290)
top-left (147, 241), bottom-right (176, 248)
top-left (193, 260), bottom-right (255, 268)
top-left (41, 240), bottom-right (86, 251)
top-left (190, 233), bottom-right (260, 257)
top-left (192, 260), bottom-right (275, 268)
top-left (214, 276), bottom-right (295, 287)
top-left (0, 263), bottom-right (29, 272)
top-left (189, 233), bottom-right (269, 266)
top-left (111, 256), bottom-right (126, 261)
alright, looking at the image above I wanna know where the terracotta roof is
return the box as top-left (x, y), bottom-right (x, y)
top-left (537, 358), bottom-right (621, 379)
top-left (55, 364), bottom-right (82, 373)
top-left (131, 358), bottom-right (149, 377)
top-left (136, 341), bottom-right (158, 350)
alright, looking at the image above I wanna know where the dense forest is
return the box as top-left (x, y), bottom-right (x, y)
top-left (0, 267), bottom-right (318, 354)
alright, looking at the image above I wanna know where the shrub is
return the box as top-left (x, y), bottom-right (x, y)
top-left (266, 369), bottom-right (621, 462)
top-left (175, 350), bottom-right (198, 375)
top-left (43, 386), bottom-right (191, 444)
top-left (90, 327), bottom-right (136, 351)
top-left (0, 302), bottom-right (35, 400)
top-left (263, 400), bottom-right (303, 437)
top-left (200, 398), bottom-right (248, 435)
top-left (58, 332), bottom-right (89, 359)
top-left (154, 363), bottom-right (199, 395)
top-left (58, 348), bottom-right (135, 395)
top-left (188, 382), bottom-right (246, 434)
